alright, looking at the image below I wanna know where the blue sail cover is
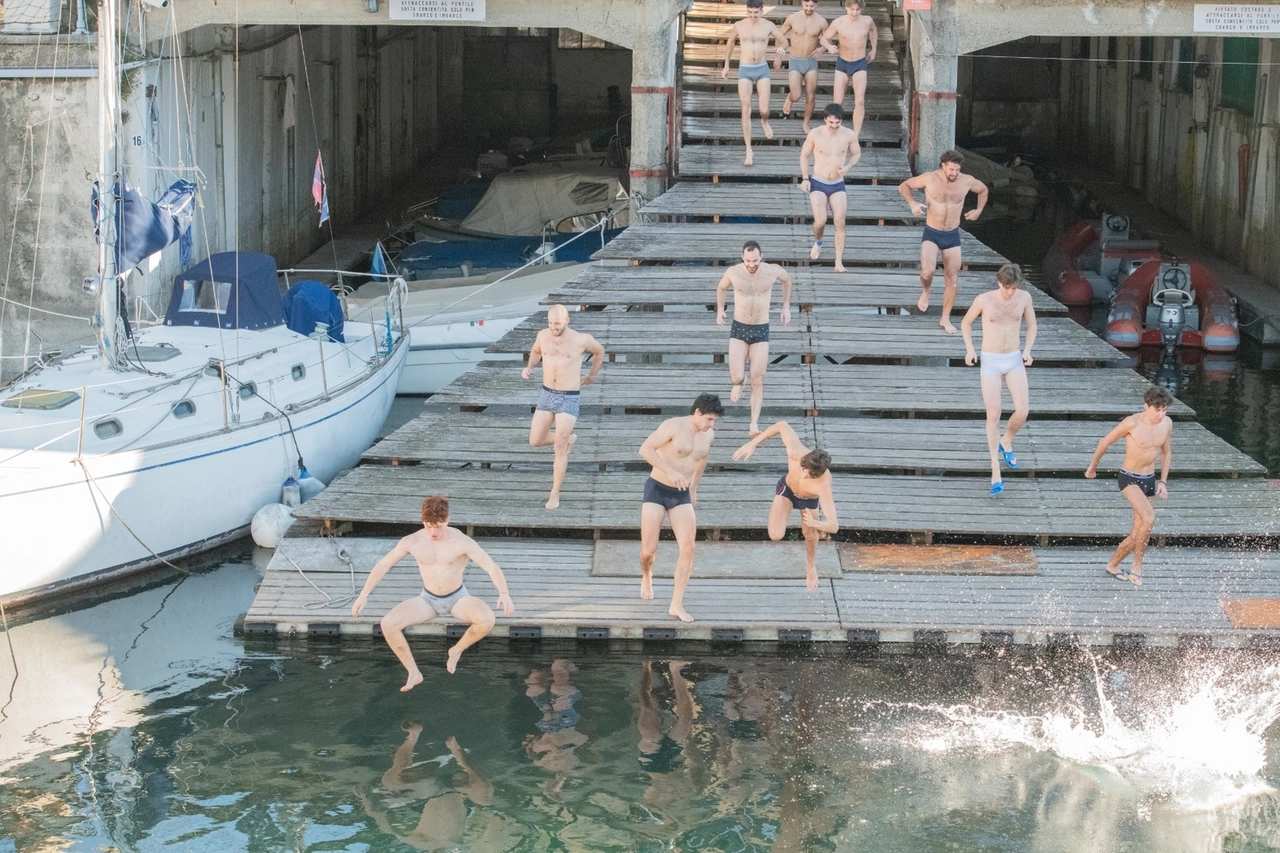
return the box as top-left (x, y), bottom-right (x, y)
top-left (91, 179), bottom-right (197, 271)
top-left (164, 252), bottom-right (285, 330)
top-left (283, 280), bottom-right (344, 342)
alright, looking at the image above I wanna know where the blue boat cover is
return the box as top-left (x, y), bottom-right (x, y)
top-left (91, 179), bottom-right (196, 271)
top-left (283, 280), bottom-right (344, 342)
top-left (164, 252), bottom-right (285, 330)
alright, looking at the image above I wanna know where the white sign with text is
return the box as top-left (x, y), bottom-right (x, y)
top-left (1194, 4), bottom-right (1280, 33)
top-left (389, 0), bottom-right (485, 22)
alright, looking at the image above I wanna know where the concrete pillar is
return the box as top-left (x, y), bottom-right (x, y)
top-left (908, 0), bottom-right (958, 174)
top-left (629, 8), bottom-right (679, 217)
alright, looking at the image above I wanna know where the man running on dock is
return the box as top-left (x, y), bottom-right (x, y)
top-left (961, 263), bottom-right (1037, 497)
top-left (800, 103), bottom-right (861, 272)
top-left (716, 241), bottom-right (792, 435)
top-left (898, 149), bottom-right (989, 333)
top-left (1084, 387), bottom-right (1174, 587)
top-left (522, 304), bottom-right (605, 510)
top-left (722, 0), bottom-right (789, 167)
top-left (352, 495), bottom-right (515, 688)
top-left (733, 421), bottom-right (839, 590)
top-left (638, 393), bottom-right (724, 622)
top-left (777, 0), bottom-right (829, 132)
top-left (819, 0), bottom-right (877, 136)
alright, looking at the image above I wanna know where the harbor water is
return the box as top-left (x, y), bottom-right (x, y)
top-left (2, 547), bottom-right (1280, 851)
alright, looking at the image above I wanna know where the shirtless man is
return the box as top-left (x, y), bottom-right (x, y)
top-left (522, 304), bottom-right (605, 510)
top-left (898, 149), bottom-right (989, 333)
top-left (638, 393), bottom-right (724, 622)
top-left (352, 495), bottom-right (515, 688)
top-left (961, 264), bottom-right (1037, 496)
top-left (733, 421), bottom-right (839, 590)
top-left (777, 0), bottom-right (829, 132)
top-left (722, 0), bottom-right (789, 167)
top-left (716, 241), bottom-right (793, 435)
top-left (1085, 387), bottom-right (1174, 587)
top-left (800, 103), bottom-right (861, 272)
top-left (819, 0), bottom-right (877, 136)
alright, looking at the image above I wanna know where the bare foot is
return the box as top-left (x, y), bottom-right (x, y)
top-left (749, 423), bottom-right (762, 436)
top-left (401, 670), bottom-right (424, 692)
top-left (809, 242), bottom-right (822, 260)
top-left (782, 96), bottom-right (793, 117)
top-left (802, 123), bottom-right (811, 133)
top-left (806, 571), bottom-right (819, 591)
top-left (641, 576), bottom-right (653, 600)
top-left (730, 383), bottom-right (743, 403)
top-left (917, 289), bottom-right (931, 312)
top-left (761, 120), bottom-right (773, 139)
top-left (446, 646), bottom-right (463, 674)
top-left (940, 319), bottom-right (957, 334)
top-left (744, 149), bottom-right (754, 167)
top-left (834, 262), bottom-right (847, 273)
top-left (545, 493), bottom-right (560, 510)
top-left (669, 605), bottom-right (694, 623)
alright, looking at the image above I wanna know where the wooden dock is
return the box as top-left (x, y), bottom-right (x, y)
top-left (245, 1), bottom-right (1280, 647)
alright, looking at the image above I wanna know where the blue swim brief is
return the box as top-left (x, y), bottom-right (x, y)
top-left (788, 56), bottom-right (819, 75)
top-left (836, 56), bottom-right (868, 77)
top-left (738, 61), bottom-right (770, 82)
top-left (536, 385), bottom-right (581, 417)
top-left (809, 176), bottom-right (846, 198)
top-left (419, 583), bottom-right (470, 617)
top-left (730, 320), bottom-right (770, 344)
top-left (921, 224), bottom-right (962, 251)
top-left (776, 475), bottom-right (820, 510)
top-left (643, 476), bottom-right (691, 510)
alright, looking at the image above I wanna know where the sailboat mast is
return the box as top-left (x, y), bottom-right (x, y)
top-left (95, 0), bottom-right (119, 368)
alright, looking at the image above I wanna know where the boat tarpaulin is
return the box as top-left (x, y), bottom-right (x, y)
top-left (460, 169), bottom-right (626, 236)
top-left (164, 252), bottom-right (285, 330)
top-left (91, 179), bottom-right (197, 271)
top-left (284, 280), bottom-right (344, 342)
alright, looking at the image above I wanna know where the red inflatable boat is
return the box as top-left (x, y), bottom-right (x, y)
top-left (1042, 215), bottom-right (1163, 306)
top-left (1105, 259), bottom-right (1240, 352)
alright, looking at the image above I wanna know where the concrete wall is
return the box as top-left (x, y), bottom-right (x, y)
top-left (1060, 35), bottom-right (1280, 287)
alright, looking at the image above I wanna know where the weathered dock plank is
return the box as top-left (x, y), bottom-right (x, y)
top-left (640, 182), bottom-right (918, 221)
top-left (364, 410), bottom-right (1263, 477)
top-left (425, 361), bottom-right (1195, 418)
top-left (678, 146), bottom-right (911, 182)
top-left (682, 90), bottom-right (902, 119)
top-left (292, 467), bottom-right (1280, 539)
top-left (547, 267), bottom-right (1067, 314)
top-left (486, 310), bottom-right (1122, 364)
top-left (592, 222), bottom-right (1003, 266)
top-left (683, 116), bottom-right (901, 146)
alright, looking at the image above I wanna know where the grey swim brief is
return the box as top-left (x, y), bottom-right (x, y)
top-left (738, 61), bottom-right (770, 82)
top-left (788, 56), bottom-right (819, 75)
top-left (419, 583), bottom-right (471, 616)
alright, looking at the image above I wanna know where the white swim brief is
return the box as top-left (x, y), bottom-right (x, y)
top-left (980, 350), bottom-right (1025, 376)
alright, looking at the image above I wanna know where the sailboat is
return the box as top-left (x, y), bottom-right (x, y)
top-left (0, 0), bottom-right (406, 605)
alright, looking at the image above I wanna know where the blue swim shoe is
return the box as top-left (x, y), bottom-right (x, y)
top-left (999, 444), bottom-right (1018, 469)
top-left (990, 481), bottom-right (1004, 496)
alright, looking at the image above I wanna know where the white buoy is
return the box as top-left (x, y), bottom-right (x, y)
top-left (251, 503), bottom-right (295, 549)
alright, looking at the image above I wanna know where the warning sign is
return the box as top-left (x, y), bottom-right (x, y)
top-left (1194, 4), bottom-right (1280, 33)
top-left (389, 0), bottom-right (486, 21)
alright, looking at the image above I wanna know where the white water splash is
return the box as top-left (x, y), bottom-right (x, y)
top-left (882, 657), bottom-right (1280, 812)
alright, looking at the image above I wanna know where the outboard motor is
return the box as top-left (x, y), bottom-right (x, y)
top-left (1146, 262), bottom-right (1196, 353)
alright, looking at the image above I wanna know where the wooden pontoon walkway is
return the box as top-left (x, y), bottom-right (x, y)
top-left (246, 0), bottom-right (1280, 646)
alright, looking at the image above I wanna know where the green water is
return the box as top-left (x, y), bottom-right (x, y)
top-left (4, 550), bottom-right (1280, 851)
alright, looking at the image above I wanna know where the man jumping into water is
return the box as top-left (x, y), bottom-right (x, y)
top-left (522, 304), bottom-right (605, 510)
top-left (961, 264), bottom-right (1037, 496)
top-left (1084, 387), bottom-right (1174, 587)
top-left (722, 0), bottom-right (789, 167)
top-left (733, 421), bottom-right (839, 590)
top-left (898, 149), bottom-right (988, 333)
top-left (819, 0), bottom-right (877, 136)
top-left (638, 393), bottom-right (724, 622)
top-left (800, 103), bottom-right (860, 272)
top-left (777, 0), bottom-right (829, 132)
top-left (716, 241), bottom-right (793, 435)
top-left (352, 495), bottom-right (515, 689)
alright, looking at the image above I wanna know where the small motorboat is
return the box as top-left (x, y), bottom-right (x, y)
top-left (1042, 214), bottom-right (1163, 305)
top-left (1105, 259), bottom-right (1240, 352)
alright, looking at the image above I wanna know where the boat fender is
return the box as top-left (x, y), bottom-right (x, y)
top-left (297, 466), bottom-right (327, 503)
top-left (251, 503), bottom-right (295, 549)
top-left (281, 476), bottom-right (301, 508)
